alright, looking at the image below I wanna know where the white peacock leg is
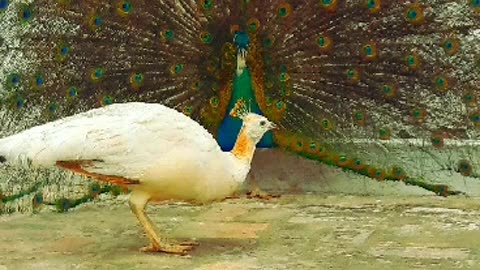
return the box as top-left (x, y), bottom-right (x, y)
top-left (247, 166), bottom-right (280, 200)
top-left (129, 190), bottom-right (195, 254)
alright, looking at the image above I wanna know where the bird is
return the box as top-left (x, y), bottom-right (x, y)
top-left (0, 0), bottom-right (479, 204)
top-left (0, 99), bottom-right (276, 254)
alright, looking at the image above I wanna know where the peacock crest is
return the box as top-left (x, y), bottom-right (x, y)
top-left (229, 98), bottom-right (250, 120)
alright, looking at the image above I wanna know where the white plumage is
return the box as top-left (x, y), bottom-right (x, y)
top-left (0, 102), bottom-right (275, 254)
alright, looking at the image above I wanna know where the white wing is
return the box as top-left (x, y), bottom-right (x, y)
top-left (0, 103), bottom-right (221, 180)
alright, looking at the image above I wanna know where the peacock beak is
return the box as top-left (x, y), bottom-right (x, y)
top-left (236, 50), bottom-right (247, 76)
top-left (269, 122), bottom-right (277, 130)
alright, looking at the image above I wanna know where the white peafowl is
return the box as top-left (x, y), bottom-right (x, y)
top-left (0, 99), bottom-right (276, 254)
top-left (4, 0), bottom-right (478, 201)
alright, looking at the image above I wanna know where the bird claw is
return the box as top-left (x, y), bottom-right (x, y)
top-left (171, 239), bottom-right (199, 247)
top-left (224, 194), bottom-right (241, 200)
top-left (140, 241), bottom-right (197, 255)
top-left (246, 188), bottom-right (280, 201)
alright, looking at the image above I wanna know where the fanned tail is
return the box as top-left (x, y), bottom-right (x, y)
top-left (1, 0), bottom-right (480, 202)
top-left (255, 1), bottom-right (478, 138)
top-left (246, 0), bottom-right (479, 195)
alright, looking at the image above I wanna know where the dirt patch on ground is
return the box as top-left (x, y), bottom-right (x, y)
top-left (0, 195), bottom-right (479, 269)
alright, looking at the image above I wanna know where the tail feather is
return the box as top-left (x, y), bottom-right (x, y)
top-left (3, 0), bottom-right (243, 131)
top-left (1, 0), bottom-right (479, 202)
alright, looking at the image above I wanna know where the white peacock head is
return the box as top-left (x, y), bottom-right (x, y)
top-left (229, 99), bottom-right (276, 143)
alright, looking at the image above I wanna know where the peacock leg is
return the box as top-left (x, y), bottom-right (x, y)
top-left (129, 190), bottom-right (196, 254)
top-left (247, 170), bottom-right (280, 200)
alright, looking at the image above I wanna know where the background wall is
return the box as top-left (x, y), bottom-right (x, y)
top-left (1, 144), bottom-right (479, 215)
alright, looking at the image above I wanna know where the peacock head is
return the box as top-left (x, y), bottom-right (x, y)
top-left (230, 99), bottom-right (276, 143)
top-left (241, 114), bottom-right (276, 143)
top-left (233, 32), bottom-right (250, 51)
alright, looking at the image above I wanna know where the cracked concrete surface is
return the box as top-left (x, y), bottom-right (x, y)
top-left (0, 195), bottom-right (479, 270)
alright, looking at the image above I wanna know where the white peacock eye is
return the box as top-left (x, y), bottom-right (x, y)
top-left (260, 120), bottom-right (266, 126)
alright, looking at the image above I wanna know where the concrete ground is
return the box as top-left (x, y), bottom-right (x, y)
top-left (0, 195), bottom-right (479, 270)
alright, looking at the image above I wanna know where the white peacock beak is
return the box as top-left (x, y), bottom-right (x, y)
top-left (269, 122), bottom-right (277, 130)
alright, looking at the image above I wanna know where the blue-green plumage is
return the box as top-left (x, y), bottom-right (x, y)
top-left (217, 31), bottom-right (274, 151)
top-left (218, 68), bottom-right (274, 151)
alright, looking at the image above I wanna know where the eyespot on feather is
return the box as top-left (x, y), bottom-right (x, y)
top-left (405, 4), bottom-right (425, 25)
top-left (320, 0), bottom-right (338, 12)
top-left (366, 0), bottom-right (381, 14)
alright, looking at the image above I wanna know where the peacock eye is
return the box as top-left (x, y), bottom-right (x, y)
top-left (260, 120), bottom-right (266, 126)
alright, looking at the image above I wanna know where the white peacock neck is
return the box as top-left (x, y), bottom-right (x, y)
top-left (231, 125), bottom-right (257, 164)
top-left (229, 99), bottom-right (259, 164)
